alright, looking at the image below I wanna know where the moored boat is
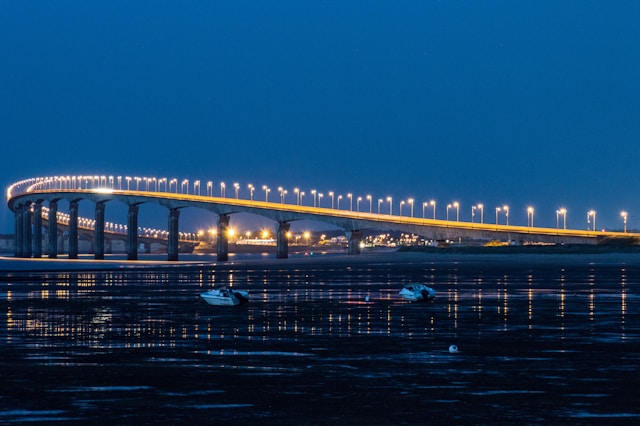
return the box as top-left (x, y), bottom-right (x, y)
top-left (399, 284), bottom-right (436, 302)
top-left (200, 288), bottom-right (249, 306)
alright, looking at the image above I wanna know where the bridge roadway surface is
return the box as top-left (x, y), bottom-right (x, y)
top-left (7, 177), bottom-right (637, 261)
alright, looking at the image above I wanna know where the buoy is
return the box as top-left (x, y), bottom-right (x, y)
top-left (449, 344), bottom-right (458, 354)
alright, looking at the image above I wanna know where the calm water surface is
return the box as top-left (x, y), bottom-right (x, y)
top-left (1, 252), bottom-right (640, 424)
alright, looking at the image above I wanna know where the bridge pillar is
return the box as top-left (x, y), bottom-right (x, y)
top-left (346, 230), bottom-right (363, 255)
top-left (168, 208), bottom-right (180, 261)
top-left (277, 221), bottom-right (290, 259)
top-left (127, 204), bottom-right (139, 260)
top-left (14, 204), bottom-right (24, 258)
top-left (22, 203), bottom-right (33, 258)
top-left (48, 200), bottom-right (58, 259)
top-left (95, 202), bottom-right (105, 260)
top-left (33, 202), bottom-right (42, 258)
top-left (68, 200), bottom-right (79, 259)
top-left (217, 214), bottom-right (230, 261)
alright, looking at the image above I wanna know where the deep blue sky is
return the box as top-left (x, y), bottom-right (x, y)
top-left (2, 1), bottom-right (639, 233)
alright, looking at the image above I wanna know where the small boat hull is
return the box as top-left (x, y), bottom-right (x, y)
top-left (399, 284), bottom-right (436, 302)
top-left (200, 288), bottom-right (249, 306)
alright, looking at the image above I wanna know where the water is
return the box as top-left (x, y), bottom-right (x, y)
top-left (1, 252), bottom-right (640, 424)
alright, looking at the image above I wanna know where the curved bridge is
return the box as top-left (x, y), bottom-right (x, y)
top-left (7, 175), bottom-right (636, 261)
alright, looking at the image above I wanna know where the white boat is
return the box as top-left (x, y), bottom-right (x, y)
top-left (200, 288), bottom-right (249, 306)
top-left (399, 284), bottom-right (436, 302)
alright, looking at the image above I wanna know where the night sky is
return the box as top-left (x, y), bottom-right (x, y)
top-left (2, 1), bottom-right (639, 234)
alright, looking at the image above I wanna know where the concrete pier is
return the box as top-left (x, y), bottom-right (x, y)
top-left (347, 230), bottom-right (363, 255)
top-left (217, 214), bottom-right (230, 261)
top-left (277, 221), bottom-right (290, 259)
top-left (48, 200), bottom-right (58, 259)
top-left (68, 200), bottom-right (79, 259)
top-left (168, 208), bottom-right (180, 261)
top-left (33, 202), bottom-right (42, 258)
top-left (127, 204), bottom-right (139, 260)
top-left (95, 202), bottom-right (105, 260)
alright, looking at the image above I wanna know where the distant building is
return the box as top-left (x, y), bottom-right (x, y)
top-left (0, 234), bottom-right (14, 253)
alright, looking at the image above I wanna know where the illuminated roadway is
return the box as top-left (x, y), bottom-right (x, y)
top-left (7, 175), bottom-right (638, 261)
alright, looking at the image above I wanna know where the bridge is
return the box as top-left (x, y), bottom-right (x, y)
top-left (7, 175), bottom-right (638, 261)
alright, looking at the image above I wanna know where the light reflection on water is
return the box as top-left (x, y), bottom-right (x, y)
top-left (1, 254), bottom-right (640, 423)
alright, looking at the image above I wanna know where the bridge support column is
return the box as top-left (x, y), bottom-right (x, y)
top-left (346, 230), bottom-right (363, 255)
top-left (168, 208), bottom-right (180, 261)
top-left (277, 221), bottom-right (290, 259)
top-left (14, 204), bottom-right (24, 257)
top-left (68, 200), bottom-right (79, 259)
top-left (48, 201), bottom-right (58, 259)
top-left (95, 202), bottom-right (105, 260)
top-left (33, 202), bottom-right (42, 258)
top-left (127, 204), bottom-right (139, 260)
top-left (22, 203), bottom-right (33, 258)
top-left (217, 214), bottom-right (230, 261)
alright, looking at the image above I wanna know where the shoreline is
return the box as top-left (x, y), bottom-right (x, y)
top-left (3, 246), bottom-right (640, 272)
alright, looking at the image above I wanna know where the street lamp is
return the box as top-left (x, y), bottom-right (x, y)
top-left (503, 205), bottom-right (509, 226)
top-left (378, 198), bottom-right (383, 214)
top-left (311, 189), bottom-right (317, 207)
top-left (430, 200), bottom-right (436, 219)
top-left (423, 202), bottom-right (428, 219)
top-left (496, 207), bottom-right (501, 224)
top-left (408, 198), bottom-right (414, 217)
top-left (220, 182), bottom-right (225, 197)
top-left (347, 193), bottom-right (353, 211)
top-left (453, 201), bottom-right (459, 222)
top-left (587, 210), bottom-right (596, 231)
top-left (357, 196), bottom-right (362, 212)
top-left (366, 195), bottom-right (372, 213)
top-left (248, 184), bottom-right (254, 200)
top-left (329, 191), bottom-right (334, 209)
top-left (400, 200), bottom-right (405, 217)
top-left (447, 204), bottom-right (452, 221)
top-left (621, 211), bottom-right (628, 232)
top-left (557, 208), bottom-right (567, 229)
top-left (207, 181), bottom-right (213, 196)
top-left (234, 182), bottom-right (240, 199)
top-left (337, 194), bottom-right (342, 209)
top-left (527, 206), bottom-right (534, 227)
top-left (318, 193), bottom-right (323, 207)
top-left (472, 205), bottom-right (476, 223)
top-left (387, 197), bottom-right (393, 215)
top-left (262, 185), bottom-right (270, 201)
top-left (477, 203), bottom-right (484, 223)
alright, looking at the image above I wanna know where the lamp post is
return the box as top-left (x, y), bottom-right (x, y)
top-left (503, 205), bottom-right (509, 226)
top-left (329, 191), bottom-right (334, 209)
top-left (423, 202), bottom-right (428, 219)
top-left (430, 200), bottom-right (436, 219)
top-left (337, 195), bottom-right (342, 209)
top-left (234, 182), bottom-right (240, 199)
top-left (248, 184), bottom-right (254, 200)
top-left (496, 207), bottom-right (501, 224)
top-left (366, 195), bottom-right (372, 213)
top-left (311, 189), bottom-right (317, 207)
top-left (454, 201), bottom-right (459, 222)
top-left (558, 208), bottom-right (567, 229)
top-left (587, 210), bottom-right (596, 231)
top-left (387, 197), bottom-right (393, 215)
top-left (220, 182), bottom-right (225, 197)
top-left (621, 211), bottom-right (628, 232)
top-left (527, 206), bottom-right (534, 227)
top-left (262, 185), bottom-right (270, 202)
top-left (357, 196), bottom-right (362, 212)
top-left (207, 181), bottom-right (213, 196)
top-left (447, 204), bottom-right (451, 221)
top-left (378, 198), bottom-right (383, 214)
top-left (294, 188), bottom-right (300, 205)
top-left (408, 198), bottom-right (414, 217)
top-left (478, 203), bottom-right (484, 223)
top-left (472, 205), bottom-right (476, 223)
top-left (400, 200), bottom-right (405, 217)
top-left (318, 193), bottom-right (323, 207)
top-left (347, 193), bottom-right (353, 211)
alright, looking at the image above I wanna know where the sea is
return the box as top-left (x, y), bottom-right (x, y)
top-left (1, 251), bottom-right (640, 425)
